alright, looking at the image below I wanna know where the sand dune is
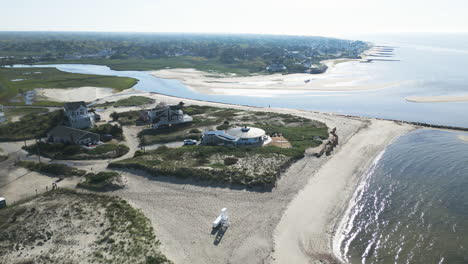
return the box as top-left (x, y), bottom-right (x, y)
top-left (406, 95), bottom-right (468, 103)
top-left (35, 86), bottom-right (115, 102)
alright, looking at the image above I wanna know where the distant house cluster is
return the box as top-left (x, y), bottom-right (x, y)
top-left (47, 101), bottom-right (101, 146)
top-left (141, 104), bottom-right (193, 129)
top-left (266, 64), bottom-right (287, 72)
top-left (201, 126), bottom-right (269, 147)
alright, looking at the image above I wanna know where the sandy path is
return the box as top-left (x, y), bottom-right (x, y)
top-left (406, 95), bottom-right (468, 103)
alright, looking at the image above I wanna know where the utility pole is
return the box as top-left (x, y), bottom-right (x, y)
top-left (35, 138), bottom-right (41, 163)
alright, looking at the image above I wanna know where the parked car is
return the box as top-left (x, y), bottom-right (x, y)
top-left (183, 139), bottom-right (197, 145)
top-left (101, 134), bottom-right (113, 142)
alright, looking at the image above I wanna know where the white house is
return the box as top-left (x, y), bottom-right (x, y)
top-left (201, 126), bottom-right (268, 147)
top-left (266, 64), bottom-right (287, 72)
top-left (64, 101), bottom-right (97, 129)
top-left (141, 105), bottom-right (193, 129)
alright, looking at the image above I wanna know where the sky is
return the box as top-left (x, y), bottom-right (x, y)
top-left (0, 0), bottom-right (467, 37)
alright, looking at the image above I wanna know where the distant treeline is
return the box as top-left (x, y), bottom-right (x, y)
top-left (0, 32), bottom-right (368, 74)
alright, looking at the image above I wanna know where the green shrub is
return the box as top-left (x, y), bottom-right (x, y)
top-left (216, 124), bottom-right (230, 130)
top-left (110, 112), bottom-right (119, 121)
top-left (134, 150), bottom-right (145, 157)
top-left (77, 171), bottom-right (122, 190)
top-left (224, 157), bottom-right (238, 166)
top-left (23, 142), bottom-right (129, 160)
top-left (16, 161), bottom-right (86, 177)
top-left (189, 128), bottom-right (201, 133)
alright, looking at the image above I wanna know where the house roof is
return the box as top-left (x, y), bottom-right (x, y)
top-left (204, 130), bottom-right (238, 141)
top-left (47, 125), bottom-right (99, 141)
top-left (64, 101), bottom-right (87, 111)
top-left (226, 127), bottom-right (265, 138)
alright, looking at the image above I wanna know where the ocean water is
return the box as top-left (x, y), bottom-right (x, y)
top-left (335, 129), bottom-right (468, 264)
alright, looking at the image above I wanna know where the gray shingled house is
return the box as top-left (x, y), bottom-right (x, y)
top-left (64, 101), bottom-right (97, 129)
top-left (47, 125), bottom-right (100, 145)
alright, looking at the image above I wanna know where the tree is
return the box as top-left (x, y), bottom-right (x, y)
top-left (110, 112), bottom-right (119, 121)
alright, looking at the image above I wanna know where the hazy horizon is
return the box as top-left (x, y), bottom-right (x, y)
top-left (1, 0), bottom-right (467, 38)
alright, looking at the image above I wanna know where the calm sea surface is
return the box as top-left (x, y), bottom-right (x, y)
top-left (11, 33), bottom-right (468, 264)
top-left (335, 129), bottom-right (468, 264)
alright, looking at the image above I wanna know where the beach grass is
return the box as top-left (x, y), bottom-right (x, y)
top-left (0, 109), bottom-right (64, 141)
top-left (3, 107), bottom-right (48, 121)
top-left (16, 160), bottom-right (86, 177)
top-left (0, 67), bottom-right (138, 104)
top-left (0, 189), bottom-right (171, 263)
top-left (23, 142), bottom-right (130, 160)
top-left (96, 96), bottom-right (155, 108)
top-left (77, 171), bottom-right (124, 191)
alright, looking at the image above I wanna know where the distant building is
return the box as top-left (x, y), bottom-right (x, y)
top-left (0, 197), bottom-right (6, 209)
top-left (287, 51), bottom-right (307, 60)
top-left (64, 101), bottom-right (97, 129)
top-left (201, 126), bottom-right (268, 147)
top-left (141, 105), bottom-right (193, 129)
top-left (0, 105), bottom-right (5, 123)
top-left (266, 64), bottom-right (287, 72)
top-left (47, 125), bottom-right (100, 145)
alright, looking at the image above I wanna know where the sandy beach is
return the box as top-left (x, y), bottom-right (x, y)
top-left (405, 95), bottom-right (468, 103)
top-left (35, 86), bottom-right (115, 102)
top-left (0, 89), bottom-right (416, 264)
top-left (151, 68), bottom-right (402, 96)
top-left (458, 134), bottom-right (468, 142)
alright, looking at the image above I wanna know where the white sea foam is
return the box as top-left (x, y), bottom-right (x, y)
top-left (332, 149), bottom-right (387, 263)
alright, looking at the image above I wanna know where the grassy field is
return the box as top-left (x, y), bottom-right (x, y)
top-left (111, 105), bottom-right (328, 188)
top-left (3, 107), bottom-right (48, 121)
top-left (0, 67), bottom-right (138, 104)
top-left (0, 189), bottom-right (171, 264)
top-left (96, 96), bottom-right (155, 108)
top-left (39, 56), bottom-right (264, 75)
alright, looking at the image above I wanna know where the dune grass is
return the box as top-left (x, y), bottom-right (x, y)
top-left (16, 160), bottom-right (86, 177)
top-left (0, 189), bottom-right (171, 264)
top-left (96, 96), bottom-right (155, 108)
top-left (0, 109), bottom-right (63, 141)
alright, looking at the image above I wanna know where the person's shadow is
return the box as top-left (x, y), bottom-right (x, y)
top-left (211, 225), bottom-right (228, 245)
